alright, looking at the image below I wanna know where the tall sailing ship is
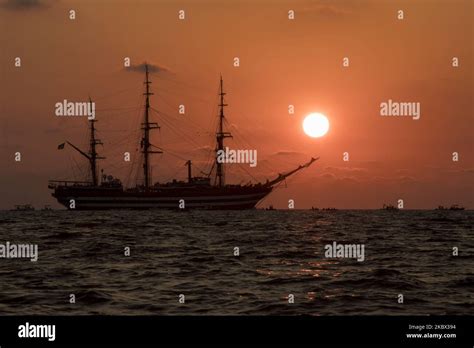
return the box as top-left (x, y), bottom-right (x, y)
top-left (48, 65), bottom-right (318, 209)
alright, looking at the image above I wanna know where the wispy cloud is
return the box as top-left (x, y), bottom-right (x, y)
top-left (302, 5), bottom-right (347, 18)
top-left (125, 62), bottom-right (172, 74)
top-left (275, 150), bottom-right (303, 156)
top-left (299, 0), bottom-right (366, 18)
top-left (1, 0), bottom-right (48, 10)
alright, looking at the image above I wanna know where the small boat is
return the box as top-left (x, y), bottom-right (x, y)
top-left (311, 206), bottom-right (319, 211)
top-left (322, 207), bottom-right (337, 211)
top-left (449, 204), bottom-right (465, 211)
top-left (382, 204), bottom-right (398, 211)
top-left (42, 205), bottom-right (53, 211)
top-left (265, 205), bottom-right (276, 211)
top-left (11, 204), bottom-right (35, 211)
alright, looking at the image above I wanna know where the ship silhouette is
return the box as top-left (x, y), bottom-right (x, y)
top-left (48, 65), bottom-right (318, 209)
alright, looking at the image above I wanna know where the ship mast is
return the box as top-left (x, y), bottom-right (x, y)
top-left (215, 76), bottom-right (232, 187)
top-left (88, 97), bottom-right (103, 186)
top-left (185, 160), bottom-right (192, 183)
top-left (141, 63), bottom-right (161, 190)
top-left (63, 98), bottom-right (104, 186)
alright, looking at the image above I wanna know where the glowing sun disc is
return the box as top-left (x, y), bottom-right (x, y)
top-left (303, 113), bottom-right (329, 138)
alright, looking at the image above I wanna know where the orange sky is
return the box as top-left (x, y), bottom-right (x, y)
top-left (1, 0), bottom-right (473, 209)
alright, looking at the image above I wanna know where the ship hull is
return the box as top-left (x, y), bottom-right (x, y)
top-left (51, 185), bottom-right (273, 210)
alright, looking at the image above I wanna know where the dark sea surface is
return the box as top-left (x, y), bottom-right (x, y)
top-left (0, 210), bottom-right (472, 315)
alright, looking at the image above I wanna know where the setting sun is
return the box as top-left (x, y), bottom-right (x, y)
top-left (303, 113), bottom-right (330, 138)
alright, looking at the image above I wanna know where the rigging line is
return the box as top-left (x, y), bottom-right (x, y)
top-left (98, 127), bottom-right (139, 138)
top-left (233, 163), bottom-right (259, 183)
top-left (97, 111), bottom-right (142, 120)
top-left (153, 86), bottom-right (215, 105)
top-left (153, 92), bottom-right (210, 125)
top-left (170, 149), bottom-right (205, 166)
top-left (223, 119), bottom-right (251, 145)
top-left (124, 154), bottom-right (135, 187)
top-left (96, 106), bottom-right (141, 111)
top-left (204, 90), bottom-right (220, 170)
top-left (152, 93), bottom-right (177, 112)
top-left (149, 72), bottom-right (216, 94)
top-left (102, 142), bottom-right (137, 159)
top-left (150, 144), bottom-right (164, 151)
top-left (225, 120), bottom-right (276, 174)
top-left (101, 145), bottom-right (137, 159)
top-left (157, 139), bottom-right (200, 147)
top-left (205, 85), bottom-right (219, 119)
top-left (149, 109), bottom-right (204, 150)
top-left (150, 104), bottom-right (207, 135)
top-left (104, 129), bottom-right (141, 146)
top-left (103, 136), bottom-right (140, 152)
top-left (92, 86), bottom-right (140, 102)
top-left (231, 136), bottom-right (275, 175)
top-left (103, 162), bottom-right (134, 171)
top-left (132, 156), bottom-right (143, 187)
top-left (160, 149), bottom-right (208, 175)
top-left (70, 154), bottom-right (86, 181)
top-left (232, 135), bottom-right (255, 152)
top-left (203, 127), bottom-right (217, 172)
top-left (99, 129), bottom-right (137, 134)
top-left (229, 111), bottom-right (259, 133)
top-left (205, 162), bottom-right (215, 178)
top-left (124, 97), bottom-right (145, 183)
top-left (152, 142), bottom-right (206, 173)
top-left (150, 97), bottom-right (199, 129)
top-left (228, 126), bottom-right (274, 171)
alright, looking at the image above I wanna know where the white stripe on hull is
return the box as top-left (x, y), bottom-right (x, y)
top-left (61, 199), bottom-right (262, 209)
top-left (60, 192), bottom-right (268, 201)
top-left (78, 199), bottom-right (259, 208)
